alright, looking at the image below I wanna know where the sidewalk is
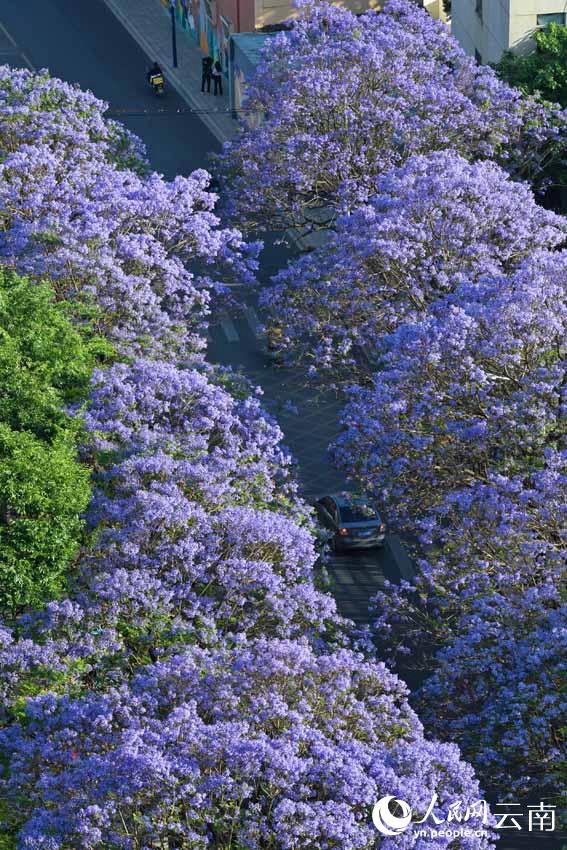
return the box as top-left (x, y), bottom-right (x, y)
top-left (102, 0), bottom-right (236, 143)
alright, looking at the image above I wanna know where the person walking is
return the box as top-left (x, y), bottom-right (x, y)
top-left (201, 56), bottom-right (213, 93)
top-left (212, 60), bottom-right (223, 96)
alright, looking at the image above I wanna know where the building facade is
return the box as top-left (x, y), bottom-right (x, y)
top-left (161, 0), bottom-right (231, 74)
top-left (451, 0), bottom-right (567, 64)
top-left (164, 0), bottom-right (448, 78)
top-left (162, 0), bottom-right (423, 73)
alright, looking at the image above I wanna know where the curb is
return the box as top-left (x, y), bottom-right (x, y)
top-left (101, 0), bottom-right (235, 144)
top-left (385, 534), bottom-right (416, 582)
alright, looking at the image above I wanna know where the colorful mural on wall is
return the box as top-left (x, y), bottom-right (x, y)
top-left (161, 0), bottom-right (230, 71)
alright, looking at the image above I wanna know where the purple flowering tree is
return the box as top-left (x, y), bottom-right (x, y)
top-left (83, 356), bottom-right (308, 520)
top-left (334, 251), bottom-right (567, 527)
top-left (2, 638), bottom-right (494, 850)
top-left (0, 66), bottom-right (503, 848)
top-left (78, 358), bottom-right (339, 653)
top-left (0, 67), bottom-right (258, 360)
top-left (261, 152), bottom-right (566, 383)
top-left (370, 453), bottom-right (567, 669)
top-left (419, 588), bottom-right (566, 801)
top-left (217, 0), bottom-right (567, 234)
top-left (0, 66), bottom-right (146, 168)
top-left (334, 252), bottom-right (566, 800)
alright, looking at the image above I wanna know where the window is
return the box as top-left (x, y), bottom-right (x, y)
top-left (339, 504), bottom-right (378, 524)
top-left (475, 0), bottom-right (482, 21)
top-left (319, 497), bottom-right (338, 522)
top-left (537, 12), bottom-right (566, 27)
top-left (475, 48), bottom-right (482, 64)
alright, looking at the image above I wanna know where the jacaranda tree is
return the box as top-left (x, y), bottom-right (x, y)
top-left (334, 252), bottom-right (567, 800)
top-left (1, 639), bottom-right (493, 850)
top-left (0, 67), bottom-right (495, 850)
top-left (370, 452), bottom-right (567, 669)
top-left (261, 152), bottom-right (566, 384)
top-left (334, 251), bottom-right (567, 526)
top-left (0, 65), bottom-right (258, 361)
top-left (217, 0), bottom-right (567, 234)
top-left (419, 587), bottom-right (566, 801)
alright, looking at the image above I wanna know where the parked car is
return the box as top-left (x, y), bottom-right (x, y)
top-left (314, 493), bottom-right (386, 551)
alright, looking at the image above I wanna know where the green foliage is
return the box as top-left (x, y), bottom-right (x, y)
top-left (0, 425), bottom-right (91, 611)
top-left (0, 269), bottom-right (110, 613)
top-left (0, 272), bottom-right (108, 435)
top-left (496, 24), bottom-right (567, 108)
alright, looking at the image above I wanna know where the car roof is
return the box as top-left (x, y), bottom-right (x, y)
top-left (328, 493), bottom-right (372, 507)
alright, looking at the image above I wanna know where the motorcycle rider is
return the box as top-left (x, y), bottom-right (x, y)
top-left (147, 61), bottom-right (164, 88)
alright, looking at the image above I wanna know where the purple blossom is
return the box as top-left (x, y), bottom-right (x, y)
top-left (419, 589), bottom-right (566, 800)
top-left (217, 0), bottom-right (567, 233)
top-left (334, 251), bottom-right (567, 526)
top-left (261, 152), bottom-right (566, 381)
top-left (0, 67), bottom-right (258, 360)
top-left (2, 639), bottom-right (494, 850)
top-left (0, 63), bottom-right (513, 849)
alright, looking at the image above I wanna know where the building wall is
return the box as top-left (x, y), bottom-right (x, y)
top-left (219, 0), bottom-right (256, 34)
top-left (509, 0), bottom-right (567, 54)
top-left (422, 0), bottom-right (448, 21)
top-left (452, 0), bottom-right (567, 63)
top-left (168, 0), bottom-right (453, 67)
top-left (164, 0), bottom-right (236, 71)
top-left (451, 0), bottom-right (510, 63)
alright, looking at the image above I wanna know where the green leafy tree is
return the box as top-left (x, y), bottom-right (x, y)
top-left (496, 23), bottom-right (567, 108)
top-left (0, 426), bottom-right (91, 611)
top-left (0, 270), bottom-right (111, 612)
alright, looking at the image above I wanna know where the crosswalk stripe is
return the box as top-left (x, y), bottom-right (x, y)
top-left (21, 52), bottom-right (35, 71)
top-left (220, 315), bottom-right (239, 342)
top-left (0, 22), bottom-right (17, 47)
top-left (244, 306), bottom-right (262, 337)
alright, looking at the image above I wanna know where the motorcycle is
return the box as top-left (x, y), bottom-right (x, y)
top-left (149, 72), bottom-right (165, 96)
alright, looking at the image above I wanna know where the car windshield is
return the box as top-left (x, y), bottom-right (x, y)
top-left (340, 503), bottom-right (377, 523)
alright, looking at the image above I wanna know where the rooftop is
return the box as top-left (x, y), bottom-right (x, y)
top-left (231, 32), bottom-right (276, 65)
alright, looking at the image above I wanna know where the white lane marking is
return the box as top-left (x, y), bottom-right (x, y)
top-left (21, 52), bottom-right (35, 71)
top-left (0, 22), bottom-right (34, 70)
top-left (220, 314), bottom-right (239, 342)
top-left (331, 568), bottom-right (355, 585)
top-left (0, 22), bottom-right (17, 48)
top-left (244, 306), bottom-right (261, 337)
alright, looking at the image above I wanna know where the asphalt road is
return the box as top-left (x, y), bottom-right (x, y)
top-left (1, 0), bottom-right (407, 627)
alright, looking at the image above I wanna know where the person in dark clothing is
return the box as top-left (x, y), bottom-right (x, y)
top-left (212, 60), bottom-right (223, 96)
top-left (201, 56), bottom-right (213, 93)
